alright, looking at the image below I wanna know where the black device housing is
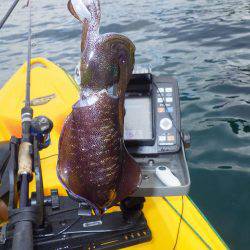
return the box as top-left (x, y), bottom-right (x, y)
top-left (125, 74), bottom-right (181, 154)
top-left (124, 74), bottom-right (190, 197)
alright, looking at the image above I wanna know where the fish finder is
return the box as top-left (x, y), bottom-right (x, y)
top-left (124, 73), bottom-right (190, 197)
top-left (124, 73), bottom-right (181, 154)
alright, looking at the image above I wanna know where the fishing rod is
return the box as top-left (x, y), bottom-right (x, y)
top-left (12, 1), bottom-right (34, 249)
top-left (0, 0), bottom-right (54, 248)
top-left (0, 0), bottom-right (21, 30)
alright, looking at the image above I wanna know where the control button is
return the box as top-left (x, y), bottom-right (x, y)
top-left (157, 97), bottom-right (163, 103)
top-left (165, 97), bottom-right (173, 103)
top-left (158, 135), bottom-right (166, 142)
top-left (160, 118), bottom-right (172, 131)
top-left (165, 142), bottom-right (174, 145)
top-left (159, 88), bottom-right (165, 93)
top-left (165, 87), bottom-right (172, 93)
top-left (167, 135), bottom-right (175, 142)
top-left (158, 141), bottom-right (174, 146)
top-left (158, 141), bottom-right (168, 146)
top-left (167, 107), bottom-right (173, 113)
top-left (157, 107), bottom-right (165, 113)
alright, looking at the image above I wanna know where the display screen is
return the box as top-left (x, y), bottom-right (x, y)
top-left (124, 97), bottom-right (153, 140)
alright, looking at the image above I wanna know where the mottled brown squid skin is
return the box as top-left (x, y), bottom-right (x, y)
top-left (57, 92), bottom-right (141, 213)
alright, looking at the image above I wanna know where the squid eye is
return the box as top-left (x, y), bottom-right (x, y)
top-left (119, 55), bottom-right (127, 64)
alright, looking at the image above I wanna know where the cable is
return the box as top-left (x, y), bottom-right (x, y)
top-left (152, 81), bottom-right (185, 144)
top-left (35, 214), bottom-right (140, 239)
top-left (63, 221), bottom-right (137, 234)
top-left (40, 154), bottom-right (58, 160)
top-left (163, 196), bottom-right (184, 250)
top-left (47, 208), bottom-right (78, 217)
top-left (55, 217), bottom-right (81, 236)
top-left (153, 82), bottom-right (186, 247)
top-left (173, 196), bottom-right (184, 249)
top-left (35, 217), bottom-right (81, 239)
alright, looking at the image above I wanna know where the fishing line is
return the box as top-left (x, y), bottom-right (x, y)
top-left (25, 0), bottom-right (32, 108)
top-left (0, 0), bottom-right (21, 30)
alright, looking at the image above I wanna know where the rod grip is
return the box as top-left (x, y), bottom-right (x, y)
top-left (18, 142), bottom-right (33, 176)
top-left (12, 221), bottom-right (33, 250)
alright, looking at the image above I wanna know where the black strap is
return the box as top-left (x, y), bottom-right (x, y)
top-left (0, 142), bottom-right (10, 182)
top-left (0, 142), bottom-right (12, 199)
top-left (9, 206), bottom-right (38, 226)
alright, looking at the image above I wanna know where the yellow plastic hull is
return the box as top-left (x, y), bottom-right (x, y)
top-left (0, 58), bottom-right (228, 249)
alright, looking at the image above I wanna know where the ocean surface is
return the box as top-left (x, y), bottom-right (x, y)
top-left (0, 0), bottom-right (249, 249)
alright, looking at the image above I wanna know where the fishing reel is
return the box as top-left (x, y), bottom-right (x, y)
top-left (31, 116), bottom-right (53, 150)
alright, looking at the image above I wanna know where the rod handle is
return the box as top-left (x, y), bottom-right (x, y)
top-left (18, 142), bottom-right (33, 176)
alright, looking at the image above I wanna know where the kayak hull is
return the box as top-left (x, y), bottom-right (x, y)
top-left (0, 58), bottom-right (228, 249)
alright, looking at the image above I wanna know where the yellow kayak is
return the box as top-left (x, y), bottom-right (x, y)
top-left (0, 58), bottom-right (228, 250)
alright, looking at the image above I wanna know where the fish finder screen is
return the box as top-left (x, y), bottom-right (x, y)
top-left (124, 97), bottom-right (153, 140)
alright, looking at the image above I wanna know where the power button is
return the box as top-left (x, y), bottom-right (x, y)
top-left (160, 118), bottom-right (172, 131)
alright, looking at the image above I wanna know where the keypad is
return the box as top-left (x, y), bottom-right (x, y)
top-left (156, 83), bottom-right (179, 152)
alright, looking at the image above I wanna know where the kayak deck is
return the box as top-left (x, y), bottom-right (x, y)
top-left (0, 58), bottom-right (228, 249)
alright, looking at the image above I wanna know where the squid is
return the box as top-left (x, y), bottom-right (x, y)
top-left (57, 0), bottom-right (141, 214)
